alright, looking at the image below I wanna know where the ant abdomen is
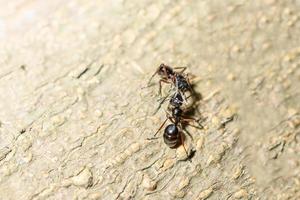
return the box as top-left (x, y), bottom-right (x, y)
top-left (175, 74), bottom-right (189, 91)
top-left (163, 124), bottom-right (181, 148)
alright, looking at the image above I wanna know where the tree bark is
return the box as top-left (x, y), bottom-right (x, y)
top-left (0, 1), bottom-right (299, 199)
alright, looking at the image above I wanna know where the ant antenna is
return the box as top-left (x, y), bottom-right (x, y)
top-left (141, 68), bottom-right (159, 89)
top-left (154, 118), bottom-right (168, 137)
top-left (147, 70), bottom-right (158, 86)
top-left (180, 133), bottom-right (191, 162)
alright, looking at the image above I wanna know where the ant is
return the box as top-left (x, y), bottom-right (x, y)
top-left (152, 92), bottom-right (203, 158)
top-left (147, 63), bottom-right (193, 96)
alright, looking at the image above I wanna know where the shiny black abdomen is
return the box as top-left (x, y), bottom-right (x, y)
top-left (163, 124), bottom-right (180, 148)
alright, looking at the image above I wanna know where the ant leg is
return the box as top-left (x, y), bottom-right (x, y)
top-left (158, 79), bottom-right (171, 96)
top-left (154, 118), bottom-right (168, 137)
top-left (147, 69), bottom-right (159, 86)
top-left (157, 86), bottom-right (173, 102)
top-left (167, 114), bottom-right (175, 124)
top-left (185, 93), bottom-right (193, 100)
top-left (180, 91), bottom-right (189, 105)
top-left (187, 123), bottom-right (203, 130)
top-left (153, 86), bottom-right (173, 115)
top-left (180, 131), bottom-right (191, 162)
top-left (182, 117), bottom-right (204, 129)
top-left (153, 94), bottom-right (170, 115)
top-left (186, 72), bottom-right (197, 79)
top-left (186, 73), bottom-right (195, 94)
top-left (182, 127), bottom-right (194, 141)
top-left (174, 66), bottom-right (187, 74)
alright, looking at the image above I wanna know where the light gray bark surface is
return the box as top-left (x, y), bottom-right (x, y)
top-left (0, 0), bottom-right (299, 199)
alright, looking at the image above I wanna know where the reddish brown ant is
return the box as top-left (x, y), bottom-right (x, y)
top-left (147, 63), bottom-right (193, 96)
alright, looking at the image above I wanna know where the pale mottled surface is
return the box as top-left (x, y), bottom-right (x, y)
top-left (0, 0), bottom-right (299, 199)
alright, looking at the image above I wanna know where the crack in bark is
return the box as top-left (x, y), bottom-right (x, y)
top-left (61, 124), bottom-right (104, 165)
top-left (94, 64), bottom-right (104, 76)
top-left (145, 170), bottom-right (177, 195)
top-left (76, 67), bottom-right (90, 79)
top-left (115, 174), bottom-right (134, 200)
top-left (137, 150), bottom-right (165, 172)
top-left (0, 147), bottom-right (12, 162)
top-left (0, 70), bottom-right (13, 80)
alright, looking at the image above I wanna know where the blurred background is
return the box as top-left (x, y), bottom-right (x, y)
top-left (0, 0), bottom-right (299, 199)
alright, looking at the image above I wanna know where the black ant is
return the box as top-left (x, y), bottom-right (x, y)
top-left (152, 92), bottom-right (203, 158)
top-left (147, 63), bottom-right (192, 95)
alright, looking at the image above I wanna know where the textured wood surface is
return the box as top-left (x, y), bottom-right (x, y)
top-left (0, 0), bottom-right (299, 199)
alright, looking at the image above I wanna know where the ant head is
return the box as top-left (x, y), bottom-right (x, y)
top-left (157, 63), bottom-right (166, 73)
top-left (159, 63), bottom-right (166, 68)
top-left (157, 63), bottom-right (174, 77)
top-left (148, 63), bottom-right (168, 84)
